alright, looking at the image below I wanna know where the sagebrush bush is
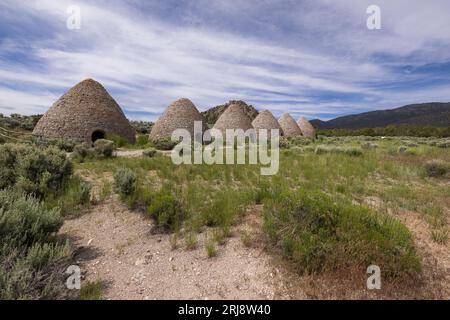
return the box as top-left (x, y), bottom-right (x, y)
top-left (278, 137), bottom-right (290, 149)
top-left (0, 144), bottom-right (73, 199)
top-left (52, 139), bottom-right (76, 152)
top-left (151, 138), bottom-right (177, 150)
top-left (0, 189), bottom-right (69, 299)
top-left (314, 145), bottom-right (328, 155)
top-left (0, 144), bottom-right (20, 189)
top-left (314, 146), bottom-right (362, 156)
top-left (146, 189), bottom-right (183, 231)
top-left (398, 146), bottom-right (408, 153)
top-left (94, 139), bottom-right (115, 158)
top-left (143, 148), bottom-right (157, 158)
top-left (0, 189), bottom-right (63, 248)
top-left (436, 141), bottom-right (450, 148)
top-left (289, 137), bottom-right (311, 146)
top-left (113, 168), bottom-right (137, 196)
top-left (361, 142), bottom-right (379, 150)
top-left (16, 146), bottom-right (73, 198)
top-left (71, 143), bottom-right (94, 163)
top-left (263, 189), bottom-right (421, 277)
top-left (424, 160), bottom-right (449, 178)
top-left (343, 147), bottom-right (363, 156)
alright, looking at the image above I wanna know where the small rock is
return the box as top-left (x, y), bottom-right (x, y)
top-left (169, 257), bottom-right (174, 262)
top-left (135, 257), bottom-right (147, 266)
top-left (144, 253), bottom-right (153, 260)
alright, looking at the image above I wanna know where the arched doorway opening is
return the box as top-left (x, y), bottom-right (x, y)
top-left (91, 130), bottom-right (105, 143)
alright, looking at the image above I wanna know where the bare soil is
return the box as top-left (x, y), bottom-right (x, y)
top-left (60, 199), bottom-right (294, 300)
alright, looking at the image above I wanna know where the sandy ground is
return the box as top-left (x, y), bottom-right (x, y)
top-left (60, 199), bottom-right (296, 300)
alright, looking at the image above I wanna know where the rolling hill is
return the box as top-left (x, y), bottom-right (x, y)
top-left (310, 102), bottom-right (450, 129)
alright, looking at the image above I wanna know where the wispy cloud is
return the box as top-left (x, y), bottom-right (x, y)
top-left (0, 0), bottom-right (449, 121)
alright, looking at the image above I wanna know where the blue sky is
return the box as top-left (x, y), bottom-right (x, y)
top-left (1, 0), bottom-right (450, 121)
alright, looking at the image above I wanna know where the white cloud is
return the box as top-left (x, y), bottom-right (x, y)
top-left (0, 0), bottom-right (449, 121)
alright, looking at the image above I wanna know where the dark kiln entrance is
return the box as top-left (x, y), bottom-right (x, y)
top-left (91, 130), bottom-right (105, 142)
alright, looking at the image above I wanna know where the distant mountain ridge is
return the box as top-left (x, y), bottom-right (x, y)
top-left (310, 102), bottom-right (450, 129)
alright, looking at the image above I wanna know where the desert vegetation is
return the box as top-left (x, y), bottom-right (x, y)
top-left (1, 132), bottom-right (449, 299)
top-left (75, 135), bottom-right (449, 289)
top-left (0, 143), bottom-right (92, 299)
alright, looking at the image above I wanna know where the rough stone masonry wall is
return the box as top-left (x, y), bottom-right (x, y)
top-left (213, 104), bottom-right (254, 135)
top-left (278, 113), bottom-right (302, 137)
top-left (298, 117), bottom-right (317, 139)
top-left (252, 110), bottom-right (283, 137)
top-left (33, 79), bottom-right (136, 143)
top-left (149, 98), bottom-right (207, 140)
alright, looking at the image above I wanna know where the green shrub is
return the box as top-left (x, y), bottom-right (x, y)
top-left (94, 139), bottom-right (115, 158)
top-left (263, 189), bottom-right (421, 277)
top-left (151, 138), bottom-right (177, 150)
top-left (253, 182), bottom-right (272, 205)
top-left (136, 135), bottom-right (149, 147)
top-left (45, 176), bottom-right (92, 217)
top-left (106, 134), bottom-right (127, 148)
top-left (15, 146), bottom-right (73, 199)
top-left (436, 141), bottom-right (450, 149)
top-left (24, 242), bottom-right (70, 270)
top-left (314, 146), bottom-right (362, 156)
top-left (185, 233), bottom-right (198, 250)
top-left (398, 146), bottom-right (408, 153)
top-left (143, 148), bottom-right (157, 158)
top-left (314, 146), bottom-right (329, 155)
top-left (146, 189), bottom-right (183, 231)
top-left (343, 147), bottom-right (363, 156)
top-left (52, 139), bottom-right (76, 152)
top-left (406, 142), bottom-right (419, 148)
top-left (278, 137), bottom-right (290, 149)
top-left (0, 189), bottom-right (63, 248)
top-left (71, 143), bottom-right (94, 163)
top-left (113, 168), bottom-right (137, 196)
top-left (289, 137), bottom-right (311, 146)
top-left (0, 145), bottom-right (72, 198)
top-left (205, 239), bottom-right (217, 258)
top-left (424, 160), bottom-right (449, 178)
top-left (80, 280), bottom-right (103, 300)
top-left (0, 144), bottom-right (20, 189)
top-left (302, 146), bottom-right (315, 153)
top-left (361, 142), bottom-right (379, 150)
top-left (0, 189), bottom-right (68, 300)
top-left (131, 121), bottom-right (154, 135)
top-left (198, 189), bottom-right (250, 228)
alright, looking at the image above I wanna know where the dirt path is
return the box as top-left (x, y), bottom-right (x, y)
top-left (114, 149), bottom-right (144, 158)
top-left (59, 198), bottom-right (293, 300)
top-left (114, 149), bottom-right (172, 158)
top-left (396, 210), bottom-right (450, 299)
